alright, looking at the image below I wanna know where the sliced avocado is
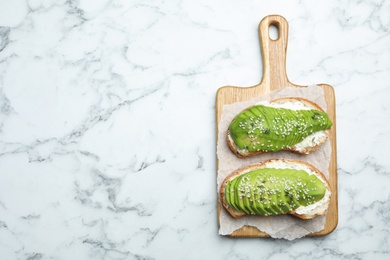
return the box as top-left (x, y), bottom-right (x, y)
top-left (305, 175), bottom-right (326, 201)
top-left (228, 176), bottom-right (240, 212)
top-left (240, 174), bottom-right (257, 215)
top-left (225, 180), bottom-right (231, 205)
top-left (232, 175), bottom-right (244, 213)
top-left (242, 192), bottom-right (255, 214)
top-left (261, 179), bottom-right (278, 215)
top-left (231, 179), bottom-right (241, 210)
top-left (226, 179), bottom-right (236, 210)
top-left (235, 175), bottom-right (250, 214)
top-left (265, 177), bottom-right (282, 214)
top-left (251, 171), bottom-right (272, 215)
top-left (286, 185), bottom-right (302, 210)
top-left (278, 187), bottom-right (292, 213)
top-left (256, 193), bottom-right (270, 215)
top-left (247, 172), bottom-right (265, 215)
top-left (229, 105), bottom-right (333, 153)
top-left (252, 173), bottom-right (269, 215)
top-left (263, 195), bottom-right (278, 215)
top-left (224, 167), bottom-right (327, 216)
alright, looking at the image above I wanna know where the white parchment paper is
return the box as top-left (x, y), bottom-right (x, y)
top-left (217, 85), bottom-right (331, 240)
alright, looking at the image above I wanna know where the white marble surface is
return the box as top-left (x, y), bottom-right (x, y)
top-left (0, 0), bottom-right (389, 259)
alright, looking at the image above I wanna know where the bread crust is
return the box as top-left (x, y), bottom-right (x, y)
top-left (219, 159), bottom-right (331, 219)
top-left (227, 97), bottom-right (330, 157)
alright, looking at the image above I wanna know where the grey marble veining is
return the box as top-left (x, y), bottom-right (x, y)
top-left (0, 0), bottom-right (389, 259)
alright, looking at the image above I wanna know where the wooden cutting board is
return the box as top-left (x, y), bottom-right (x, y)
top-left (216, 15), bottom-right (338, 237)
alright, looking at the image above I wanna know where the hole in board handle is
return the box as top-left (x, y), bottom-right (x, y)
top-left (269, 23), bottom-right (279, 40)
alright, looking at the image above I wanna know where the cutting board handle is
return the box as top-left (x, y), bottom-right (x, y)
top-left (258, 15), bottom-right (293, 91)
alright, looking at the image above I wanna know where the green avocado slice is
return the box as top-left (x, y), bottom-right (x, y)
top-left (252, 173), bottom-right (270, 215)
top-left (255, 170), bottom-right (275, 215)
top-left (278, 187), bottom-right (292, 213)
top-left (247, 172), bottom-right (266, 215)
top-left (229, 177), bottom-right (240, 211)
top-left (228, 104), bottom-right (333, 153)
top-left (239, 174), bottom-right (257, 215)
top-left (264, 174), bottom-right (281, 215)
top-left (225, 180), bottom-right (234, 210)
top-left (243, 193), bottom-right (255, 214)
top-left (224, 167), bottom-right (327, 216)
top-left (234, 175), bottom-right (250, 214)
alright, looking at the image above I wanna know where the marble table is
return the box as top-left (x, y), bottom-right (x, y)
top-left (0, 0), bottom-right (389, 259)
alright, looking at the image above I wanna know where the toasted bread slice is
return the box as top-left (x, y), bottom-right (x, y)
top-left (220, 159), bottom-right (331, 219)
top-left (227, 97), bottom-right (331, 157)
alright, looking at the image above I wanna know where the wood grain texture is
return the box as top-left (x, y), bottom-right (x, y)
top-left (216, 15), bottom-right (338, 237)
